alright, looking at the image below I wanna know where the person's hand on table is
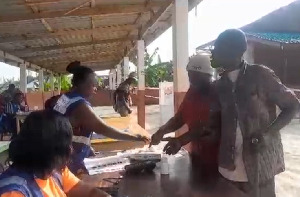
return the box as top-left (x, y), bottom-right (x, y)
top-left (149, 129), bottom-right (165, 147)
top-left (135, 134), bottom-right (150, 144)
top-left (163, 137), bottom-right (182, 155)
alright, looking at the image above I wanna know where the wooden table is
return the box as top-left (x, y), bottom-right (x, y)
top-left (16, 112), bottom-right (31, 133)
top-left (91, 116), bottom-right (150, 152)
top-left (83, 152), bottom-right (249, 197)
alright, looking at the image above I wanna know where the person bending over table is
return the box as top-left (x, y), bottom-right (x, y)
top-left (50, 61), bottom-right (149, 175)
top-left (150, 51), bottom-right (221, 179)
top-left (113, 73), bottom-right (137, 116)
top-left (0, 110), bottom-right (111, 197)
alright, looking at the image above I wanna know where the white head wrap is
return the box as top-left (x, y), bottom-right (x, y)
top-left (186, 51), bottom-right (213, 75)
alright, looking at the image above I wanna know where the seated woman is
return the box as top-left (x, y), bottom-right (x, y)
top-left (4, 92), bottom-right (25, 139)
top-left (50, 61), bottom-right (149, 175)
top-left (0, 110), bottom-right (110, 197)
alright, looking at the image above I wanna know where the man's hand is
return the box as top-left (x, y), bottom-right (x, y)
top-left (149, 130), bottom-right (165, 147)
top-left (163, 138), bottom-right (182, 155)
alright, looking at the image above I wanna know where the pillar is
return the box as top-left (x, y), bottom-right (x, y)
top-left (58, 74), bottom-right (62, 93)
top-left (38, 70), bottom-right (44, 92)
top-left (137, 40), bottom-right (146, 129)
top-left (109, 70), bottom-right (113, 90)
top-left (19, 64), bottom-right (27, 93)
top-left (172, 0), bottom-right (189, 111)
top-left (50, 73), bottom-right (54, 91)
top-left (112, 69), bottom-right (117, 90)
top-left (116, 64), bottom-right (122, 86)
top-left (123, 57), bottom-right (130, 81)
top-left (172, 0), bottom-right (189, 138)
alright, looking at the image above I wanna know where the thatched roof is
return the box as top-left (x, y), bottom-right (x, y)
top-left (0, 0), bottom-right (201, 74)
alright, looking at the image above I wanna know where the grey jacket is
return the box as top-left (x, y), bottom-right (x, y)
top-left (216, 62), bottom-right (299, 184)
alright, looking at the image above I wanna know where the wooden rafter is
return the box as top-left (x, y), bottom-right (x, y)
top-left (38, 55), bottom-right (117, 65)
top-left (16, 0), bottom-right (62, 6)
top-left (41, 19), bottom-right (62, 44)
top-left (123, 1), bottom-right (173, 60)
top-left (24, 0), bottom-right (39, 13)
top-left (19, 44), bottom-right (127, 59)
top-left (64, 0), bottom-right (92, 16)
top-left (90, 0), bottom-right (96, 50)
top-left (27, 49), bottom-right (120, 62)
top-left (119, 0), bottom-right (151, 56)
top-left (0, 24), bottom-right (137, 44)
top-left (8, 36), bottom-right (137, 54)
top-left (0, 2), bottom-right (171, 23)
top-left (51, 61), bottom-right (117, 73)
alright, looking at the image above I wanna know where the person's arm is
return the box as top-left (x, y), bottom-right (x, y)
top-left (260, 66), bottom-right (300, 134)
top-left (71, 103), bottom-right (147, 141)
top-left (67, 182), bottom-right (111, 197)
top-left (61, 168), bottom-right (111, 197)
top-left (158, 111), bottom-right (185, 135)
top-left (149, 99), bottom-right (186, 146)
top-left (176, 126), bottom-right (209, 146)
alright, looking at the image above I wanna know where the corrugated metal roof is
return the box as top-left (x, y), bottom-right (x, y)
top-left (0, 0), bottom-right (202, 73)
top-left (246, 32), bottom-right (300, 44)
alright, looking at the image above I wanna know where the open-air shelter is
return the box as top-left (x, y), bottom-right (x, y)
top-left (0, 0), bottom-right (201, 128)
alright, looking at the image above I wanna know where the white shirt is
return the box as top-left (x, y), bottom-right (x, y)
top-left (219, 69), bottom-right (248, 182)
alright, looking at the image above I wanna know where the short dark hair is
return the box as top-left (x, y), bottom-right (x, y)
top-left (8, 110), bottom-right (73, 176)
top-left (214, 29), bottom-right (247, 55)
top-left (66, 61), bottom-right (94, 86)
top-left (8, 84), bottom-right (15, 89)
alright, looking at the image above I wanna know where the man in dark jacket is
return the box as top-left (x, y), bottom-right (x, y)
top-left (212, 29), bottom-right (300, 197)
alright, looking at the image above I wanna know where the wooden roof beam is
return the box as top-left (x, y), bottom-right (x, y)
top-left (28, 49), bottom-right (120, 62)
top-left (16, 0), bottom-right (62, 6)
top-left (19, 44), bottom-right (127, 59)
top-left (0, 50), bottom-right (53, 73)
top-left (52, 61), bottom-right (117, 73)
top-left (39, 55), bottom-right (117, 66)
top-left (0, 24), bottom-right (137, 44)
top-left (121, 1), bottom-right (173, 63)
top-left (0, 1), bottom-right (171, 23)
top-left (9, 36), bottom-right (137, 55)
top-left (23, 47), bottom-right (124, 61)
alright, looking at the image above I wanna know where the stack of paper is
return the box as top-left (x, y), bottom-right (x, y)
top-left (84, 155), bottom-right (130, 175)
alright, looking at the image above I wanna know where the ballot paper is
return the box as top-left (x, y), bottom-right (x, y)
top-left (84, 155), bottom-right (130, 175)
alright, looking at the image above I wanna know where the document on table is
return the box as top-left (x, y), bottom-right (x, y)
top-left (83, 155), bottom-right (130, 175)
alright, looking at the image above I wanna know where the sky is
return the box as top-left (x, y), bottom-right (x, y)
top-left (0, 0), bottom-right (296, 80)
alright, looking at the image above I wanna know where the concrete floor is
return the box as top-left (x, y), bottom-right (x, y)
top-left (94, 105), bottom-right (161, 134)
top-left (94, 105), bottom-right (300, 197)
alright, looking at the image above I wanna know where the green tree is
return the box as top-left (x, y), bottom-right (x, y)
top-left (60, 75), bottom-right (72, 91)
top-left (143, 48), bottom-right (173, 87)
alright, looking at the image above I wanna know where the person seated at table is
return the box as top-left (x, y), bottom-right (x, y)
top-left (150, 51), bottom-right (221, 179)
top-left (50, 61), bottom-right (149, 175)
top-left (113, 72), bottom-right (137, 116)
top-left (0, 110), bottom-right (111, 197)
top-left (4, 92), bottom-right (25, 139)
